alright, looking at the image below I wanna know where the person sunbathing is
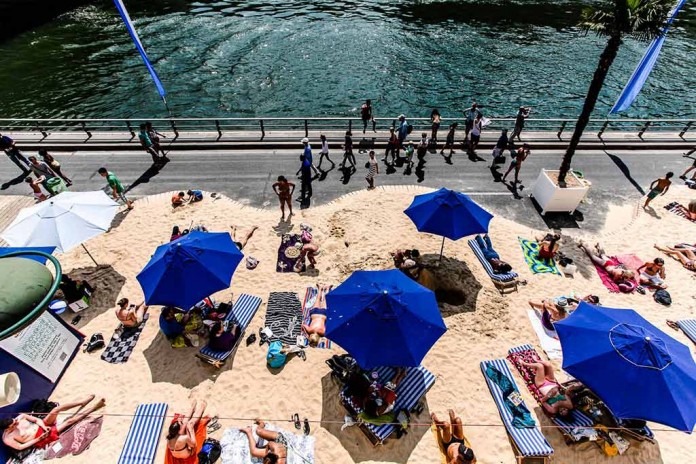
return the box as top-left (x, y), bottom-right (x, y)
top-left (536, 233), bottom-right (561, 260)
top-left (115, 298), bottom-right (149, 328)
top-left (243, 419), bottom-right (288, 464)
top-left (432, 410), bottom-right (476, 464)
top-left (578, 242), bottom-right (636, 290)
top-left (689, 199), bottom-right (696, 220)
top-left (637, 258), bottom-right (667, 288)
top-left (364, 368), bottom-right (407, 417)
top-left (521, 360), bottom-right (574, 417)
top-left (655, 244), bottom-right (696, 271)
top-left (474, 235), bottom-right (513, 274)
top-left (167, 400), bottom-right (207, 460)
top-left (529, 299), bottom-right (569, 331)
top-left (230, 225), bottom-right (258, 251)
top-left (1, 395), bottom-right (105, 451)
top-left (208, 320), bottom-right (240, 352)
top-left (302, 283), bottom-right (331, 347)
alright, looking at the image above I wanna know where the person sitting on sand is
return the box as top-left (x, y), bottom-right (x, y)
top-left (297, 223), bottom-right (320, 271)
top-left (364, 368), bottom-right (407, 418)
top-left (167, 400), bottom-right (207, 460)
top-left (172, 192), bottom-right (186, 207)
top-left (578, 242), bottom-right (636, 291)
top-left (171, 226), bottom-right (182, 241)
top-left (230, 225), bottom-right (258, 251)
top-left (432, 410), bottom-right (476, 464)
top-left (637, 257), bottom-right (667, 288)
top-left (1, 395), bottom-right (105, 451)
top-left (187, 189), bottom-right (203, 203)
top-left (208, 320), bottom-right (240, 352)
top-left (391, 248), bottom-right (422, 280)
top-left (243, 419), bottom-right (288, 464)
top-left (521, 360), bottom-right (574, 417)
top-left (537, 233), bottom-right (561, 260)
top-left (474, 235), bottom-right (513, 274)
top-left (302, 284), bottom-right (331, 347)
top-left (115, 298), bottom-right (149, 328)
top-left (655, 244), bottom-right (696, 271)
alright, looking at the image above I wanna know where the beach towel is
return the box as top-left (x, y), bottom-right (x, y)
top-left (301, 287), bottom-right (332, 349)
top-left (164, 416), bottom-right (209, 464)
top-left (6, 450), bottom-right (44, 464)
top-left (277, 234), bottom-right (305, 273)
top-left (265, 292), bottom-right (302, 345)
top-left (101, 314), bottom-right (149, 364)
top-left (220, 425), bottom-right (315, 464)
top-left (526, 309), bottom-right (562, 359)
top-left (44, 415), bottom-right (103, 459)
top-left (518, 237), bottom-right (561, 275)
top-left (591, 254), bottom-right (641, 293)
top-left (484, 365), bottom-right (536, 428)
top-left (118, 403), bottom-right (168, 464)
top-left (665, 201), bottom-right (696, 223)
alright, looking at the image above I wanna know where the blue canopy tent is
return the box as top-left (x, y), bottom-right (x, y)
top-left (0, 247), bottom-right (56, 264)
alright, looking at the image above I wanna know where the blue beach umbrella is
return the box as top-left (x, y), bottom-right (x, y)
top-left (136, 231), bottom-right (243, 309)
top-left (325, 269), bottom-right (447, 369)
top-left (0, 247), bottom-right (56, 264)
top-left (555, 302), bottom-right (696, 432)
top-left (404, 188), bottom-right (493, 259)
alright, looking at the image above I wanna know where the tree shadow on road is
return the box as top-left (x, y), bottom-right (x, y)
top-left (605, 150), bottom-right (645, 196)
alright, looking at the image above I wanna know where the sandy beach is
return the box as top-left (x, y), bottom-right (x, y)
top-left (6, 184), bottom-right (695, 464)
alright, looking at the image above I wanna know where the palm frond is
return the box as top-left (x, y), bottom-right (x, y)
top-left (579, 0), bottom-right (673, 41)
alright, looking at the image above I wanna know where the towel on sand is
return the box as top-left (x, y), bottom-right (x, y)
top-left (164, 416), bottom-right (209, 464)
top-left (526, 309), bottom-right (562, 360)
top-left (44, 415), bottom-right (103, 460)
top-left (220, 425), bottom-right (315, 464)
top-left (518, 237), bottom-right (561, 275)
top-left (101, 314), bottom-right (149, 364)
top-left (592, 254), bottom-right (642, 293)
top-left (301, 287), bottom-right (332, 349)
top-left (277, 234), bottom-right (305, 273)
top-left (265, 292), bottom-right (302, 345)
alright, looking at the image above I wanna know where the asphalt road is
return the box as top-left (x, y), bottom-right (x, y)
top-left (1, 147), bottom-right (693, 233)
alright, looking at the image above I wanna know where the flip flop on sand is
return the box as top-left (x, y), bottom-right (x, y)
top-left (292, 413), bottom-right (301, 430)
top-left (666, 320), bottom-right (680, 331)
top-left (303, 418), bottom-right (311, 436)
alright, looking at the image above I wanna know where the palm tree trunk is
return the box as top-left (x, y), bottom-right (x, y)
top-left (558, 34), bottom-right (622, 183)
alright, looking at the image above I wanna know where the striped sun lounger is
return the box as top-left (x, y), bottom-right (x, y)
top-left (117, 403), bottom-right (168, 464)
top-left (677, 320), bottom-right (696, 346)
top-left (301, 287), bottom-right (332, 349)
top-left (480, 359), bottom-right (553, 463)
top-left (468, 239), bottom-right (519, 294)
top-left (197, 293), bottom-right (262, 367)
top-left (340, 365), bottom-right (435, 445)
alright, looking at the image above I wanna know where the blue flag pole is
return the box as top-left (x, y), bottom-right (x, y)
top-left (113, 0), bottom-right (171, 116)
top-left (609, 0), bottom-right (687, 114)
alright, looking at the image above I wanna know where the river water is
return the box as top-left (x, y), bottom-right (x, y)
top-left (1, 0), bottom-right (694, 119)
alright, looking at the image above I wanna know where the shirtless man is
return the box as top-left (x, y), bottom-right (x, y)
top-left (578, 242), bottom-right (636, 284)
top-left (166, 400), bottom-right (207, 460)
top-left (637, 258), bottom-right (667, 288)
top-left (244, 419), bottom-right (288, 464)
top-left (643, 172), bottom-right (673, 208)
top-left (115, 298), bottom-right (149, 328)
top-left (521, 360), bottom-right (574, 417)
top-left (655, 244), bottom-right (696, 271)
top-left (1, 395), bottom-right (105, 451)
top-left (230, 225), bottom-right (258, 251)
top-left (302, 284), bottom-right (331, 347)
top-left (431, 410), bottom-right (476, 464)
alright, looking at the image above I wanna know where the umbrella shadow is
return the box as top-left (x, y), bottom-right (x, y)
top-left (420, 254), bottom-right (482, 315)
top-left (320, 372), bottom-right (430, 463)
top-left (56, 264), bottom-right (126, 330)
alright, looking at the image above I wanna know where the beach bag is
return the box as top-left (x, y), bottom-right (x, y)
top-left (83, 333), bottom-right (104, 353)
top-left (266, 340), bottom-right (287, 368)
top-left (198, 438), bottom-right (221, 464)
top-left (653, 289), bottom-right (671, 306)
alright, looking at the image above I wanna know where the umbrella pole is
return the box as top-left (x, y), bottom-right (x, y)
top-left (439, 237), bottom-right (445, 262)
top-left (81, 244), bottom-right (99, 266)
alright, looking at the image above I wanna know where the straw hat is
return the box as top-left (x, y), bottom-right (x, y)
top-left (0, 372), bottom-right (20, 408)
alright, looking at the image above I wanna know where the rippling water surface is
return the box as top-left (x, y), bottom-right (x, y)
top-left (0, 0), bottom-right (694, 119)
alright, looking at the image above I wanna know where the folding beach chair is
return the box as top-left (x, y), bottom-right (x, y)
top-left (340, 365), bottom-right (436, 445)
top-left (117, 403), bottom-right (168, 464)
top-left (196, 293), bottom-right (262, 368)
top-left (676, 320), bottom-right (696, 346)
top-left (468, 239), bottom-right (519, 294)
top-left (480, 359), bottom-right (553, 463)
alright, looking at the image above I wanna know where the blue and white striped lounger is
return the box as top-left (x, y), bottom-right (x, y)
top-left (341, 365), bottom-right (436, 445)
top-left (197, 293), bottom-right (262, 367)
top-left (468, 239), bottom-right (518, 291)
top-left (480, 359), bottom-right (553, 463)
top-left (117, 403), bottom-right (168, 464)
top-left (677, 320), bottom-right (696, 346)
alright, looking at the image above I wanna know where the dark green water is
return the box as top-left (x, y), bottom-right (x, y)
top-left (0, 0), bottom-right (694, 119)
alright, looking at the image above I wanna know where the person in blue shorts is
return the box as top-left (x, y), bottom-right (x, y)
top-left (187, 189), bottom-right (204, 203)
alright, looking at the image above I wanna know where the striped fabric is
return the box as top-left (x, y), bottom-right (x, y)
top-left (198, 294), bottom-right (262, 362)
top-left (301, 287), bottom-right (332, 349)
top-left (117, 403), bottom-right (168, 464)
top-left (468, 239), bottom-right (518, 282)
top-left (677, 320), bottom-right (696, 345)
top-left (265, 292), bottom-right (303, 345)
top-left (480, 359), bottom-right (554, 458)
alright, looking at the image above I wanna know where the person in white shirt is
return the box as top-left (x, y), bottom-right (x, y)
top-left (317, 134), bottom-right (335, 170)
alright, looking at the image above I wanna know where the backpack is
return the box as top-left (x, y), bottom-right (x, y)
top-left (83, 333), bottom-right (104, 353)
top-left (266, 340), bottom-right (287, 368)
top-left (197, 438), bottom-right (222, 464)
top-left (406, 124), bottom-right (413, 134)
top-left (653, 289), bottom-right (671, 306)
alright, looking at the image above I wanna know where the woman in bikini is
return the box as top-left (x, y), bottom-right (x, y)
top-left (244, 419), bottom-right (288, 464)
top-left (578, 241), bottom-right (636, 286)
top-left (529, 294), bottom-right (600, 331)
top-left (114, 298), bottom-right (149, 328)
top-left (431, 410), bottom-right (476, 464)
top-left (301, 284), bottom-right (331, 347)
top-left (167, 400), bottom-right (207, 460)
top-left (537, 233), bottom-right (560, 260)
top-left (521, 360), bottom-right (574, 417)
top-left (272, 176), bottom-right (295, 220)
top-left (655, 244), bottom-right (696, 271)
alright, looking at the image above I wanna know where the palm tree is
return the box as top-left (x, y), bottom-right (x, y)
top-left (558, 0), bottom-right (673, 184)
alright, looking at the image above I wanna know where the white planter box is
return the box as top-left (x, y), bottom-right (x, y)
top-left (531, 169), bottom-right (589, 215)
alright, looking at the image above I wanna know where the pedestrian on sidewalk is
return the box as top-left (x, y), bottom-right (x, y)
top-left (38, 149), bottom-right (72, 186)
top-left (25, 176), bottom-right (47, 202)
top-left (490, 129), bottom-right (508, 166)
top-left (365, 150), bottom-right (379, 189)
top-left (361, 99), bottom-right (376, 134)
top-left (430, 109), bottom-right (442, 143)
top-left (397, 115), bottom-right (409, 152)
top-left (296, 138), bottom-right (319, 176)
top-left (146, 122), bottom-right (167, 157)
top-left (643, 172), bottom-right (673, 209)
top-left (510, 106), bottom-right (531, 141)
top-left (0, 133), bottom-right (31, 174)
top-left (417, 133), bottom-right (428, 161)
top-left (469, 114), bottom-right (483, 153)
top-left (300, 161), bottom-right (313, 201)
top-left (440, 123), bottom-right (458, 156)
top-left (340, 131), bottom-right (356, 168)
top-left (98, 167), bottom-right (133, 210)
top-left (679, 147), bottom-right (696, 180)
top-left (138, 124), bottom-right (161, 164)
top-left (272, 175), bottom-right (295, 220)
top-left (463, 102), bottom-right (481, 143)
top-left (28, 156), bottom-right (57, 193)
top-left (502, 143), bottom-right (530, 186)
top-left (384, 127), bottom-right (398, 164)
top-left (317, 134), bottom-right (334, 170)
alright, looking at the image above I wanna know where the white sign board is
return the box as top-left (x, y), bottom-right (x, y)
top-left (0, 312), bottom-right (80, 382)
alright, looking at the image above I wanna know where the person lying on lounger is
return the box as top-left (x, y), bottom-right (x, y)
top-left (115, 298), bottom-right (150, 328)
top-left (578, 241), bottom-right (636, 291)
top-left (363, 368), bottom-right (407, 417)
top-left (432, 410), bottom-right (476, 464)
top-left (1, 395), bottom-right (105, 451)
top-left (529, 295), bottom-right (600, 331)
top-left (230, 225), bottom-right (258, 251)
top-left (167, 400), bottom-right (207, 460)
top-left (302, 283), bottom-right (331, 347)
top-left (521, 360), bottom-right (574, 417)
top-left (536, 233), bottom-right (561, 260)
top-left (243, 419), bottom-right (288, 464)
top-left (637, 257), bottom-right (667, 288)
top-left (475, 235), bottom-right (513, 274)
top-left (655, 244), bottom-right (696, 271)
top-left (208, 320), bottom-right (240, 352)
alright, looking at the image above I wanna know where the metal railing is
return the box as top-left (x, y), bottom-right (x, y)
top-left (0, 117), bottom-right (693, 141)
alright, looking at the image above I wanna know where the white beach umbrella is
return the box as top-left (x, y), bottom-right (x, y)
top-left (1, 191), bottom-right (120, 263)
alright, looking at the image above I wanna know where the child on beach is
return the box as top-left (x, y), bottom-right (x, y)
top-left (365, 150), bottom-right (379, 190)
top-left (25, 176), bottom-right (47, 202)
top-left (643, 172), bottom-right (673, 208)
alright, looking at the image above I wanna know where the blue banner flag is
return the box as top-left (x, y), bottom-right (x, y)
top-left (113, 0), bottom-right (166, 99)
top-left (610, 0), bottom-right (687, 114)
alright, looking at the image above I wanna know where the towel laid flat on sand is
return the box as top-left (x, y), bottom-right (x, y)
top-left (164, 416), bottom-right (209, 464)
top-left (265, 292), bottom-right (302, 345)
top-left (44, 415), bottom-right (103, 460)
top-left (220, 425), bottom-right (315, 464)
top-left (277, 234), bottom-right (305, 273)
top-left (526, 309), bottom-right (562, 360)
top-left (518, 237), bottom-right (561, 275)
top-left (101, 314), bottom-right (149, 364)
top-left (592, 254), bottom-right (642, 293)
